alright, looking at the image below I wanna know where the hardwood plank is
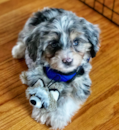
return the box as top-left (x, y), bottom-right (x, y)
top-left (0, 0), bottom-right (9, 4)
top-left (65, 83), bottom-right (119, 130)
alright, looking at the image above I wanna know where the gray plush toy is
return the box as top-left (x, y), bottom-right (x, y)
top-left (20, 66), bottom-right (65, 114)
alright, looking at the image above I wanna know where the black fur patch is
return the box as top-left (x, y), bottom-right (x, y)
top-left (30, 12), bottom-right (48, 26)
top-left (30, 8), bottom-right (64, 26)
top-left (78, 66), bottom-right (85, 75)
top-left (83, 84), bottom-right (90, 88)
top-left (50, 8), bottom-right (64, 13)
top-left (84, 28), bottom-right (99, 58)
top-left (82, 84), bottom-right (91, 96)
top-left (83, 89), bottom-right (90, 96)
top-left (26, 32), bottom-right (40, 61)
top-left (66, 66), bottom-right (85, 83)
top-left (90, 44), bottom-right (96, 58)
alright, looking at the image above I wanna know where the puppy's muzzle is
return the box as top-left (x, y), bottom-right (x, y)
top-left (62, 57), bottom-right (73, 65)
top-left (30, 96), bottom-right (42, 108)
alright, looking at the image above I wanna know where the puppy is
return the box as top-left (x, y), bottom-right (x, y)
top-left (12, 8), bottom-right (100, 129)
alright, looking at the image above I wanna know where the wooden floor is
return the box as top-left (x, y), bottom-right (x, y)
top-left (0, 0), bottom-right (119, 130)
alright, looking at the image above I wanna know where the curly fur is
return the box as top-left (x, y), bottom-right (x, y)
top-left (12, 7), bottom-right (100, 130)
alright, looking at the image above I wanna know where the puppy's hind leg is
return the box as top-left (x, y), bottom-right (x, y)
top-left (32, 96), bottom-right (82, 130)
top-left (12, 34), bottom-right (26, 59)
top-left (12, 42), bottom-right (26, 59)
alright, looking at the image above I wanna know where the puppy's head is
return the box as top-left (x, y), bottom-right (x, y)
top-left (26, 8), bottom-right (100, 73)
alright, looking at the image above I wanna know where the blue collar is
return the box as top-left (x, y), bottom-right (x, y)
top-left (44, 59), bottom-right (90, 83)
top-left (44, 66), bottom-right (77, 82)
top-left (43, 65), bottom-right (86, 83)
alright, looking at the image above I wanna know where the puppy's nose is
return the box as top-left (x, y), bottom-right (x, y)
top-left (30, 100), bottom-right (36, 105)
top-left (62, 58), bottom-right (73, 65)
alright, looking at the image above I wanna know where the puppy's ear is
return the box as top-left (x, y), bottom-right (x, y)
top-left (79, 18), bottom-right (100, 58)
top-left (25, 31), bottom-right (40, 61)
top-left (30, 8), bottom-right (64, 26)
top-left (24, 8), bottom-right (65, 61)
top-left (84, 24), bottom-right (100, 58)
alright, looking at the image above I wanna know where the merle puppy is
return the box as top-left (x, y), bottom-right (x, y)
top-left (12, 8), bottom-right (100, 129)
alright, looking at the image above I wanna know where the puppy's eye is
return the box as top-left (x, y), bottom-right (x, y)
top-left (49, 41), bottom-right (57, 48)
top-left (73, 39), bottom-right (79, 46)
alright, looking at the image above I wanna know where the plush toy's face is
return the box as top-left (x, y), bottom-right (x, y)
top-left (26, 10), bottom-right (99, 73)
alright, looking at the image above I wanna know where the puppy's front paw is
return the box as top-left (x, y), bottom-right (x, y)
top-left (20, 71), bottom-right (27, 84)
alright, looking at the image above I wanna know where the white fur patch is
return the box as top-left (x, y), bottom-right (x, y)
top-left (32, 96), bottom-right (82, 130)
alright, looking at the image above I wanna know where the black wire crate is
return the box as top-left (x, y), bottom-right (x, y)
top-left (79, 0), bottom-right (119, 26)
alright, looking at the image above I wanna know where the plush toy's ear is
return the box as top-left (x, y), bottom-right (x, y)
top-left (84, 25), bottom-right (100, 58)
